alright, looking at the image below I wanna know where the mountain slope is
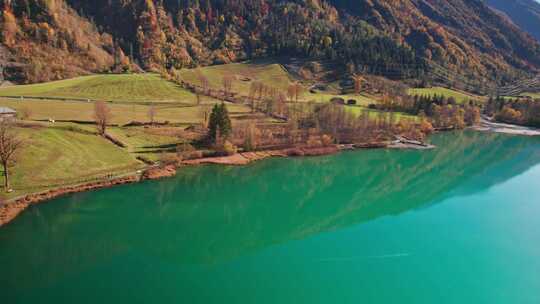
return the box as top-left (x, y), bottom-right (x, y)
top-left (0, 0), bottom-right (118, 83)
top-left (485, 0), bottom-right (540, 42)
top-left (2, 0), bottom-right (540, 86)
top-left (329, 0), bottom-right (540, 82)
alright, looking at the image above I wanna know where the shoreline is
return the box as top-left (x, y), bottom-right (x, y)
top-left (0, 139), bottom-right (432, 228)
top-left (473, 117), bottom-right (540, 136)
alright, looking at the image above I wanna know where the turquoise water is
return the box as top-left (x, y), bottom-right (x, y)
top-left (1, 131), bottom-right (540, 303)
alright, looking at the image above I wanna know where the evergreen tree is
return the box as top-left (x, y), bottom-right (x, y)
top-left (208, 103), bottom-right (232, 143)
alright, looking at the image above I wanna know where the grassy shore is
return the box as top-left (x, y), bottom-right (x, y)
top-left (0, 68), bottom-right (262, 199)
top-left (2, 124), bottom-right (143, 199)
top-left (0, 62), bottom-right (427, 200)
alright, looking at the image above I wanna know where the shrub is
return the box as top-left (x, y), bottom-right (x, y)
top-left (321, 134), bottom-right (334, 146)
top-left (18, 107), bottom-right (32, 120)
top-left (159, 153), bottom-right (181, 166)
top-left (330, 97), bottom-right (345, 105)
top-left (222, 140), bottom-right (237, 155)
top-left (306, 136), bottom-right (323, 148)
top-left (420, 120), bottom-right (434, 134)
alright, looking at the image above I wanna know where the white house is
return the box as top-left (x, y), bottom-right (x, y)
top-left (0, 107), bottom-right (17, 121)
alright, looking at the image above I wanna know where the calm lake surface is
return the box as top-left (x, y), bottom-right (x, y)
top-left (1, 131), bottom-right (540, 303)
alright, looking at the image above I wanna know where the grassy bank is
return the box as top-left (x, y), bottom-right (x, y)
top-left (1, 125), bottom-right (142, 199)
top-left (0, 62), bottom-right (484, 201)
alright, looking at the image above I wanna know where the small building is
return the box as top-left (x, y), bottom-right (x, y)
top-left (330, 97), bottom-right (345, 105)
top-left (0, 107), bottom-right (17, 121)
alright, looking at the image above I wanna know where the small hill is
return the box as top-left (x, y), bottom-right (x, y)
top-left (179, 62), bottom-right (293, 95)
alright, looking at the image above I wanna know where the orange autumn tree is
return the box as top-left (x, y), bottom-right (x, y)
top-left (2, 6), bottom-right (18, 47)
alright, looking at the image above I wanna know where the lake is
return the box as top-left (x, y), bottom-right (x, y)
top-left (1, 131), bottom-right (540, 303)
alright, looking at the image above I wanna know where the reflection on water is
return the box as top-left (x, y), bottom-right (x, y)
top-left (1, 131), bottom-right (540, 293)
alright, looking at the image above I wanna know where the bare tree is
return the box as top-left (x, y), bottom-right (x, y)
top-left (196, 69), bottom-right (209, 94)
top-left (19, 107), bottom-right (32, 120)
top-left (198, 105), bottom-right (210, 128)
top-left (222, 75), bottom-right (234, 97)
top-left (249, 82), bottom-right (257, 113)
top-left (148, 104), bottom-right (157, 125)
top-left (250, 81), bottom-right (263, 112)
top-left (195, 91), bottom-right (201, 105)
top-left (288, 82), bottom-right (304, 103)
top-left (287, 83), bottom-right (296, 102)
top-left (352, 74), bottom-right (364, 95)
top-left (294, 82), bottom-right (304, 103)
top-left (0, 120), bottom-right (23, 192)
top-left (94, 101), bottom-right (112, 136)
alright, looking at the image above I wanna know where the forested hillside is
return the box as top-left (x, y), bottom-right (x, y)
top-left (1, 0), bottom-right (115, 83)
top-left (2, 0), bottom-right (540, 85)
top-left (486, 0), bottom-right (540, 42)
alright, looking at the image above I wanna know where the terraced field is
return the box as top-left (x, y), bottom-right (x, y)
top-left (0, 74), bottom-right (199, 104)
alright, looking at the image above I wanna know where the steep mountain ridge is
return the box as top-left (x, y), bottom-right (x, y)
top-left (485, 0), bottom-right (540, 42)
top-left (2, 0), bottom-right (540, 85)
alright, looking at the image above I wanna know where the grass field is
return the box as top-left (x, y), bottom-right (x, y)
top-left (107, 127), bottom-right (184, 161)
top-left (179, 61), bottom-right (380, 104)
top-left (345, 105), bottom-right (419, 122)
top-left (180, 62), bottom-right (293, 95)
top-left (307, 93), bottom-right (377, 106)
top-left (520, 92), bottom-right (540, 99)
top-left (0, 74), bottom-right (202, 104)
top-left (2, 62), bottom-right (369, 106)
top-left (409, 87), bottom-right (484, 103)
top-left (0, 98), bottom-right (252, 125)
top-left (1, 126), bottom-right (142, 199)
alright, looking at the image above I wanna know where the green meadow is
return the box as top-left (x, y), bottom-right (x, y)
top-left (0, 74), bottom-right (200, 104)
top-left (408, 87), bottom-right (484, 103)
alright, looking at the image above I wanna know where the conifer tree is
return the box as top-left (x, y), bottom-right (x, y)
top-left (208, 103), bottom-right (232, 143)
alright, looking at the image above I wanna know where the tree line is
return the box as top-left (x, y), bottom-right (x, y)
top-left (371, 94), bottom-right (481, 129)
top-left (485, 96), bottom-right (540, 127)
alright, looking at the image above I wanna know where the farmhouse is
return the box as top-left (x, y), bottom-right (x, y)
top-left (0, 107), bottom-right (17, 120)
